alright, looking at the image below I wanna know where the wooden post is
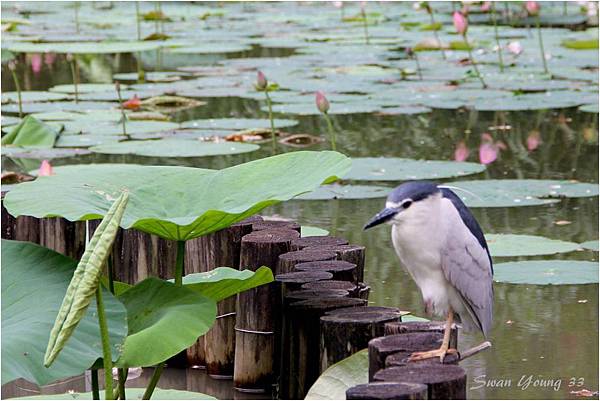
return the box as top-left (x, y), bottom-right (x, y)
top-left (290, 235), bottom-right (348, 251)
top-left (39, 217), bottom-right (87, 259)
top-left (284, 289), bottom-right (350, 304)
top-left (304, 244), bottom-right (366, 282)
top-left (301, 280), bottom-right (358, 296)
top-left (346, 382), bottom-right (428, 400)
top-left (384, 321), bottom-right (458, 349)
top-left (276, 249), bottom-right (337, 274)
top-left (234, 228), bottom-right (299, 393)
top-left (357, 282), bottom-right (371, 300)
top-left (320, 307), bottom-right (402, 372)
top-left (1, 190), bottom-right (41, 243)
top-left (368, 333), bottom-right (443, 381)
top-left (275, 271), bottom-right (333, 292)
top-left (294, 260), bottom-right (358, 283)
top-left (281, 297), bottom-right (368, 400)
top-left (385, 350), bottom-right (459, 368)
top-left (185, 218), bottom-right (257, 378)
top-left (252, 220), bottom-right (300, 232)
top-left (373, 365), bottom-right (467, 399)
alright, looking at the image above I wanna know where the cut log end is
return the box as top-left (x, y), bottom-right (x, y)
top-left (346, 382), bottom-right (428, 400)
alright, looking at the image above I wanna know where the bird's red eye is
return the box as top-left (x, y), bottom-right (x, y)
top-left (402, 200), bottom-right (412, 209)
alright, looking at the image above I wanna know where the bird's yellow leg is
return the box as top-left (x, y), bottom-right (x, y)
top-left (409, 309), bottom-right (457, 362)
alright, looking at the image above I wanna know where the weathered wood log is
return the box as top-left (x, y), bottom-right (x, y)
top-left (280, 297), bottom-right (368, 400)
top-left (368, 333), bottom-right (443, 381)
top-left (39, 217), bottom-right (87, 259)
top-left (373, 365), bottom-right (467, 400)
top-left (346, 382), bottom-right (428, 400)
top-left (385, 350), bottom-right (459, 368)
top-left (252, 220), bottom-right (300, 233)
top-left (184, 217), bottom-right (260, 370)
top-left (1, 193), bottom-right (41, 243)
top-left (284, 289), bottom-right (349, 304)
top-left (294, 260), bottom-right (358, 283)
top-left (304, 244), bottom-right (366, 282)
top-left (301, 279), bottom-right (358, 297)
top-left (357, 282), bottom-right (371, 300)
top-left (385, 321), bottom-right (458, 349)
top-left (234, 228), bottom-right (300, 393)
top-left (276, 249), bottom-right (337, 274)
top-left (275, 271), bottom-right (333, 292)
top-left (290, 235), bottom-right (348, 251)
top-left (320, 307), bottom-right (402, 372)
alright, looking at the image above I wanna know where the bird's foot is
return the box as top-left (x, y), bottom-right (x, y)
top-left (408, 347), bottom-right (458, 363)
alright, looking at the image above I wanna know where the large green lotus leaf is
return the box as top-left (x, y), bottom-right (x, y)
top-left (2, 101), bottom-right (117, 115)
top-left (4, 148), bottom-right (92, 160)
top-left (446, 179), bottom-right (599, 208)
top-left (113, 71), bottom-right (190, 82)
top-left (4, 151), bottom-right (351, 240)
top-left (345, 157), bottom-right (485, 181)
top-left (89, 139), bottom-right (259, 157)
top-left (49, 84), bottom-right (129, 94)
top-left (181, 118), bottom-right (298, 130)
top-left (494, 260), bottom-right (598, 285)
top-left (264, 102), bottom-right (381, 116)
top-left (305, 349), bottom-right (368, 400)
top-left (1, 116), bottom-right (58, 148)
top-left (1, 91), bottom-right (71, 103)
top-left (55, 134), bottom-right (125, 148)
top-left (580, 240), bottom-right (599, 252)
top-left (486, 234), bottom-right (581, 257)
top-left (115, 277), bottom-right (216, 368)
top-left (62, 120), bottom-right (179, 136)
top-left (295, 184), bottom-right (391, 200)
top-left (167, 43), bottom-right (252, 53)
top-left (6, 41), bottom-right (161, 54)
top-left (15, 388), bottom-right (214, 400)
top-left (579, 103), bottom-right (599, 113)
top-left (1, 240), bottom-right (128, 386)
top-left (31, 110), bottom-right (123, 123)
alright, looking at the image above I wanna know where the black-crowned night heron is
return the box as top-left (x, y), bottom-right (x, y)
top-left (365, 181), bottom-right (493, 361)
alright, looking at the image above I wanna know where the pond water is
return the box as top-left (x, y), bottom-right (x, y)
top-left (1, 1), bottom-right (598, 400)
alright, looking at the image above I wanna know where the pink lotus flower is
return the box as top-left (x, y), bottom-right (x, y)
top-left (39, 160), bottom-right (54, 176)
top-left (479, 133), bottom-right (505, 165)
top-left (453, 11), bottom-right (468, 35)
top-left (526, 130), bottom-right (541, 151)
top-left (256, 70), bottom-right (267, 91)
top-left (507, 41), bottom-right (523, 56)
top-left (315, 91), bottom-right (330, 114)
top-left (526, 1), bottom-right (540, 15)
top-left (480, 1), bottom-right (491, 12)
top-left (123, 94), bottom-right (141, 110)
top-left (30, 54), bottom-right (42, 75)
top-left (454, 141), bottom-right (470, 161)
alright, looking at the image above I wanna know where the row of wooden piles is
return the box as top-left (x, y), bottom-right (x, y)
top-left (2, 193), bottom-right (467, 399)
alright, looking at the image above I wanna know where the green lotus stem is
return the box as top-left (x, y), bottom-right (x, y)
top-left (463, 34), bottom-right (487, 88)
top-left (91, 369), bottom-right (100, 400)
top-left (174, 240), bottom-right (185, 286)
top-left (491, 3), bottom-right (504, 72)
top-left (323, 112), bottom-right (337, 151)
top-left (563, 1), bottom-right (567, 15)
top-left (135, 2), bottom-right (141, 40)
top-left (74, 2), bottom-right (80, 34)
top-left (118, 368), bottom-right (128, 400)
top-left (69, 57), bottom-right (79, 104)
top-left (96, 286), bottom-right (114, 400)
top-left (360, 7), bottom-right (369, 45)
top-left (136, 53), bottom-right (145, 82)
top-left (428, 10), bottom-right (446, 60)
top-left (264, 90), bottom-right (276, 154)
top-left (535, 15), bottom-right (549, 75)
top-left (115, 83), bottom-right (129, 139)
top-left (9, 67), bottom-right (22, 118)
top-left (142, 363), bottom-right (165, 400)
top-left (413, 52), bottom-right (423, 80)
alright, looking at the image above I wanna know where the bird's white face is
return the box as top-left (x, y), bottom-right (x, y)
top-left (385, 192), bottom-right (443, 226)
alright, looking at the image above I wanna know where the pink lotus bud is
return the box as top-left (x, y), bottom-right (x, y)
top-left (39, 160), bottom-right (54, 176)
top-left (454, 141), bottom-right (470, 162)
top-left (453, 11), bottom-right (468, 35)
top-left (480, 1), bottom-right (491, 12)
top-left (30, 54), bottom-right (42, 75)
top-left (525, 1), bottom-right (540, 15)
top-left (255, 70), bottom-right (268, 91)
top-left (315, 91), bottom-right (330, 114)
top-left (507, 41), bottom-right (523, 55)
top-left (333, 1), bottom-right (343, 8)
top-left (479, 142), bottom-right (498, 165)
top-left (526, 130), bottom-right (541, 151)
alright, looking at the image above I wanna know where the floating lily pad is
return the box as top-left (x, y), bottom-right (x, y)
top-left (90, 139), bottom-right (259, 157)
top-left (446, 179), bottom-right (599, 208)
top-left (1, 91), bottom-right (71, 103)
top-left (345, 157), bottom-right (486, 181)
top-left (181, 118), bottom-right (298, 130)
top-left (17, 388), bottom-right (214, 400)
top-left (1, 115), bottom-right (21, 127)
top-left (167, 43), bottom-right (252, 54)
top-left (113, 71), bottom-right (190, 82)
top-left (264, 102), bottom-right (381, 116)
top-left (486, 234), bottom-right (581, 257)
top-left (579, 103), bottom-right (599, 113)
top-left (376, 105), bottom-right (432, 115)
top-left (6, 41), bottom-right (161, 54)
top-left (301, 226), bottom-right (330, 237)
top-left (63, 120), bottom-right (179, 135)
top-left (3, 147), bottom-right (92, 160)
top-left (49, 83), bottom-right (128, 94)
top-left (55, 134), bottom-right (125, 148)
top-left (494, 260), bottom-right (598, 285)
top-left (2, 101), bottom-right (117, 115)
top-left (295, 184), bottom-right (390, 200)
top-left (580, 240), bottom-right (599, 252)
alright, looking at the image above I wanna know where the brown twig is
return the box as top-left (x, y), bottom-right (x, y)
top-left (458, 341), bottom-right (492, 361)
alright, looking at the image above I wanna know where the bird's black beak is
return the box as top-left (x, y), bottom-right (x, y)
top-left (364, 207), bottom-right (398, 230)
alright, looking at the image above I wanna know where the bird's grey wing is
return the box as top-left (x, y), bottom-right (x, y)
top-left (440, 210), bottom-right (493, 336)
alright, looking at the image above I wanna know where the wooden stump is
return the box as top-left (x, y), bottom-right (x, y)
top-left (294, 260), bottom-right (358, 283)
top-left (186, 218), bottom-right (256, 377)
top-left (284, 289), bottom-right (350, 304)
top-left (234, 228), bottom-right (299, 393)
top-left (320, 307), bottom-right (402, 372)
top-left (385, 321), bottom-right (458, 349)
top-left (373, 365), bottom-right (467, 399)
top-left (290, 235), bottom-right (348, 251)
top-left (304, 244), bottom-right (366, 282)
top-left (301, 280), bottom-right (358, 297)
top-left (385, 351), bottom-right (459, 368)
top-left (275, 271), bottom-right (333, 292)
top-left (280, 297), bottom-right (368, 400)
top-left (276, 249), bottom-right (337, 274)
top-left (346, 382), bottom-right (428, 400)
top-left (39, 217), bottom-right (87, 259)
top-left (368, 333), bottom-right (443, 381)
top-left (252, 220), bottom-right (300, 232)
top-left (357, 282), bottom-right (371, 300)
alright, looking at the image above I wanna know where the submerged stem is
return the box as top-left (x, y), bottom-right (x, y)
top-left (536, 15), bottom-right (549, 75)
top-left (115, 84), bottom-right (129, 139)
top-left (142, 363), bottom-right (165, 400)
top-left (9, 68), bottom-right (22, 118)
top-left (135, 2), bottom-right (141, 41)
top-left (118, 368), bottom-right (128, 400)
top-left (95, 286), bottom-right (114, 400)
top-left (464, 34), bottom-right (487, 88)
top-left (429, 11), bottom-right (446, 60)
top-left (491, 3), bottom-right (504, 72)
top-left (91, 369), bottom-right (100, 400)
top-left (361, 8), bottom-right (369, 45)
top-left (174, 240), bottom-right (185, 286)
top-left (69, 59), bottom-right (79, 104)
top-left (323, 112), bottom-right (337, 151)
top-left (265, 90), bottom-right (276, 154)
top-left (414, 53), bottom-right (423, 80)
